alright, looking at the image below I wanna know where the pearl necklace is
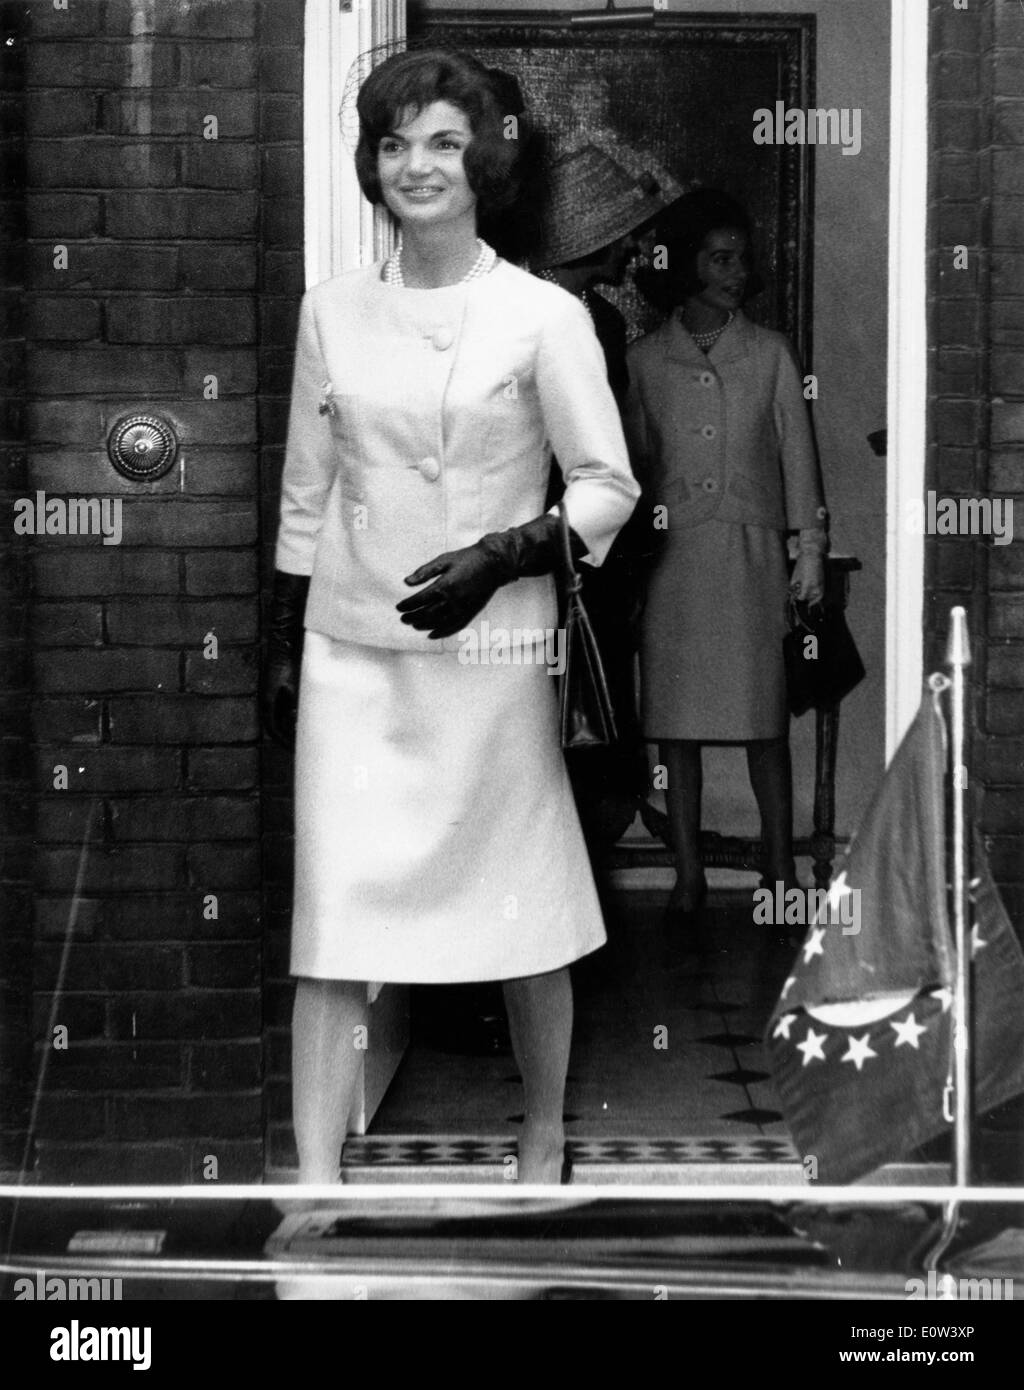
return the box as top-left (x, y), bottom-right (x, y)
top-left (384, 237), bottom-right (495, 288)
top-left (682, 309), bottom-right (734, 350)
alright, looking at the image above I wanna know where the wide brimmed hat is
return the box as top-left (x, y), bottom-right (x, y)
top-left (530, 143), bottom-right (688, 268)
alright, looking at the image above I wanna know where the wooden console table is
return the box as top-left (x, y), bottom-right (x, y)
top-left (609, 555), bottom-right (862, 888)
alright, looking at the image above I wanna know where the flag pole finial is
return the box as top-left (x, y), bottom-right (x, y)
top-left (946, 605), bottom-right (972, 668)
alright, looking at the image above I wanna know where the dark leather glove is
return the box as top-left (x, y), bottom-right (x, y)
top-left (262, 570), bottom-right (311, 747)
top-left (396, 513), bottom-right (587, 641)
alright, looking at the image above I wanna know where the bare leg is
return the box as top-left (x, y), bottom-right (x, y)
top-left (291, 977), bottom-right (368, 1185)
top-left (502, 967), bottom-right (572, 1183)
top-left (660, 739), bottom-right (706, 909)
top-left (746, 737), bottom-right (797, 885)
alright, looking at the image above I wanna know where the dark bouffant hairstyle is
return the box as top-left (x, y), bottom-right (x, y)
top-left (636, 187), bottom-right (759, 313)
top-left (355, 50), bottom-right (522, 218)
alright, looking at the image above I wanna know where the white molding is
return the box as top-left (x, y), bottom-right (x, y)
top-left (302, 0), bottom-right (341, 287)
top-left (885, 0), bottom-right (929, 760)
top-left (302, 0), bottom-right (404, 288)
top-left (301, 2), bottom-right (409, 1136)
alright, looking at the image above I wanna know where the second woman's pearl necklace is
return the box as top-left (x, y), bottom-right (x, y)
top-left (683, 309), bottom-right (735, 350)
top-left (384, 237), bottom-right (495, 288)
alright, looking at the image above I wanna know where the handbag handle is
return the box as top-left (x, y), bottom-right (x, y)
top-left (556, 500), bottom-right (582, 599)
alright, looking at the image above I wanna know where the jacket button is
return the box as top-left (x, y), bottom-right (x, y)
top-left (698, 371), bottom-right (715, 387)
top-left (700, 424), bottom-right (717, 440)
top-left (432, 328), bottom-right (454, 351)
top-left (701, 477), bottom-right (719, 494)
top-left (418, 456), bottom-right (441, 481)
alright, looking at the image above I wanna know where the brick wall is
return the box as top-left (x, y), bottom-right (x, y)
top-left (0, 1), bottom-right (33, 1176)
top-left (17, 0), bottom-right (306, 1183)
top-left (927, 0), bottom-right (1024, 932)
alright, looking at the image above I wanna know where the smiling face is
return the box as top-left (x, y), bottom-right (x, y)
top-left (376, 100), bottom-right (478, 233)
top-left (692, 228), bottom-right (749, 312)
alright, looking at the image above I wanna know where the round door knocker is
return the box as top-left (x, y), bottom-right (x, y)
top-left (107, 413), bottom-right (178, 481)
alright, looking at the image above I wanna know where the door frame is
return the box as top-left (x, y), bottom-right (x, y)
top-left (298, 0), bottom-right (409, 1136)
top-left (885, 0), bottom-right (927, 756)
top-left (303, 0), bottom-right (403, 285)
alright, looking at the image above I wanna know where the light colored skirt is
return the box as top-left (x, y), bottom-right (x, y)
top-left (290, 631), bottom-right (607, 982)
top-left (640, 521), bottom-right (790, 742)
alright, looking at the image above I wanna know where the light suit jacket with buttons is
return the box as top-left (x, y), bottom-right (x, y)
top-left (275, 261), bottom-right (640, 653)
top-left (622, 310), bottom-right (825, 533)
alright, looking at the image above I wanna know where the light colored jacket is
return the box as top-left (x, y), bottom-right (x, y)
top-left (623, 310), bottom-right (825, 532)
top-left (275, 260), bottom-right (639, 653)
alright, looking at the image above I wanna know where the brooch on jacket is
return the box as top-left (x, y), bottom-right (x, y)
top-left (317, 381), bottom-right (336, 417)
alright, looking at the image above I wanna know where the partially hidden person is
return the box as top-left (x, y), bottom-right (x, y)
top-left (531, 142), bottom-right (686, 858)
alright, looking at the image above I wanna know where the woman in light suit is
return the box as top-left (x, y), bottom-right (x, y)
top-left (262, 50), bottom-right (638, 1185)
top-left (627, 190), bottom-right (827, 927)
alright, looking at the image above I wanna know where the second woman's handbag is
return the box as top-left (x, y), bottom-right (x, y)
top-left (784, 595), bottom-right (866, 716)
top-left (556, 500), bottom-right (618, 749)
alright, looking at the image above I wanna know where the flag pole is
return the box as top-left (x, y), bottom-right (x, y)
top-left (946, 605), bottom-right (972, 1187)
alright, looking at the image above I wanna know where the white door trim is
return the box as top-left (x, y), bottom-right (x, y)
top-left (303, 0), bottom-right (404, 287)
top-left (885, 0), bottom-right (929, 758)
top-left (300, 0), bottom-right (409, 1136)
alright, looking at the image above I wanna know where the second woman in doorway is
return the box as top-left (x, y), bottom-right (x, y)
top-left (626, 189), bottom-right (828, 925)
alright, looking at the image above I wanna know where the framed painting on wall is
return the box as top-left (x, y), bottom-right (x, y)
top-left (410, 7), bottom-right (815, 357)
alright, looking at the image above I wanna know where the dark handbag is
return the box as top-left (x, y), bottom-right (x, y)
top-left (784, 595), bottom-right (866, 716)
top-left (556, 501), bottom-right (618, 749)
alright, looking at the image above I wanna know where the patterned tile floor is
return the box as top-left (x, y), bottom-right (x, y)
top-left (337, 1133), bottom-right (805, 1184)
top-left (352, 886), bottom-right (810, 1181)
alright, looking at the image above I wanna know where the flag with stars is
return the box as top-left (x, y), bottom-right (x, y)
top-left (766, 689), bottom-right (1024, 1183)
